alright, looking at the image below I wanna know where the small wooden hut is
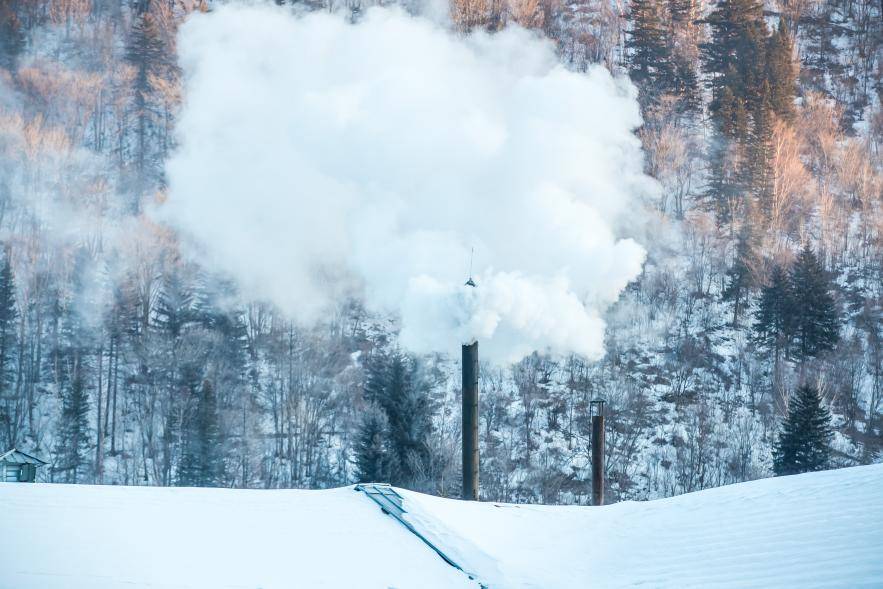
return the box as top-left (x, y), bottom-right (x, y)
top-left (0, 448), bottom-right (47, 483)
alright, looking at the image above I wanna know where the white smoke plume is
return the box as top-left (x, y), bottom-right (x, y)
top-left (162, 3), bottom-right (654, 363)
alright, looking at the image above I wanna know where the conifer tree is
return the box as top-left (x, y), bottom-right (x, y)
top-left (178, 377), bottom-right (223, 487)
top-left (670, 53), bottom-right (701, 114)
top-left (722, 227), bottom-right (756, 326)
top-left (788, 245), bottom-right (840, 360)
top-left (126, 3), bottom-right (170, 200)
top-left (51, 251), bottom-right (97, 483)
top-left (355, 406), bottom-right (391, 483)
top-left (0, 252), bottom-right (18, 420)
top-left (753, 263), bottom-right (792, 358)
top-left (626, 0), bottom-right (673, 101)
top-left (702, 0), bottom-right (797, 224)
top-left (747, 82), bottom-right (775, 208)
top-left (195, 276), bottom-right (249, 367)
top-left (765, 19), bottom-right (797, 122)
top-left (155, 272), bottom-right (195, 341)
top-left (702, 0), bottom-right (767, 124)
top-left (667, 0), bottom-right (693, 27)
top-left (0, 1), bottom-right (25, 71)
top-left (773, 384), bottom-right (833, 475)
top-left (55, 365), bottom-right (90, 483)
top-left (667, 0), bottom-right (701, 112)
top-left (704, 85), bottom-right (750, 221)
top-left (802, 3), bottom-right (836, 95)
top-left (363, 350), bottom-right (434, 487)
top-left (156, 270), bottom-right (194, 484)
top-left (0, 249), bottom-right (18, 447)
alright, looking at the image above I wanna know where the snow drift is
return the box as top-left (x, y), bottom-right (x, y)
top-left (161, 3), bottom-right (652, 362)
top-left (2, 465), bottom-right (882, 588)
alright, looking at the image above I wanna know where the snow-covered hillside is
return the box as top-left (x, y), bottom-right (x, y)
top-left (2, 465), bottom-right (882, 589)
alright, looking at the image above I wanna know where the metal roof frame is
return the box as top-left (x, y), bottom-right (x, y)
top-left (355, 483), bottom-right (485, 588)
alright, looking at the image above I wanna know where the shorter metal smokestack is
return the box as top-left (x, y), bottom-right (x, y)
top-left (462, 341), bottom-right (479, 500)
top-left (591, 398), bottom-right (606, 506)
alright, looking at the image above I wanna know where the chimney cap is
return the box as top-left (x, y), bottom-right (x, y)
top-left (590, 398), bottom-right (606, 416)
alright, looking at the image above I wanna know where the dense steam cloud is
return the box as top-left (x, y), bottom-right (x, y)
top-left (163, 3), bottom-right (653, 362)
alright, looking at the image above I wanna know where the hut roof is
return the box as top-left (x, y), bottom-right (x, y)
top-left (0, 448), bottom-right (47, 466)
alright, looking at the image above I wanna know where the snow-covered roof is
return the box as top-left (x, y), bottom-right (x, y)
top-left (0, 465), bottom-right (881, 587)
top-left (0, 448), bottom-right (47, 466)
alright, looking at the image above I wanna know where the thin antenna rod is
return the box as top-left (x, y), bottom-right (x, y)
top-left (465, 247), bottom-right (477, 288)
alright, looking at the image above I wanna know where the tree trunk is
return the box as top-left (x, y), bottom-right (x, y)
top-left (96, 343), bottom-right (104, 483)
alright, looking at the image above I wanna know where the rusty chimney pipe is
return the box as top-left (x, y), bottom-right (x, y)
top-left (462, 341), bottom-right (479, 500)
top-left (591, 398), bottom-right (606, 506)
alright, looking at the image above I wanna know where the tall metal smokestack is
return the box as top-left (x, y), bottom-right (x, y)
top-left (591, 398), bottom-right (606, 506)
top-left (462, 341), bottom-right (479, 501)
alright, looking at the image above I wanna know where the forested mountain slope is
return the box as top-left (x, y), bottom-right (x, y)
top-left (0, 0), bottom-right (880, 502)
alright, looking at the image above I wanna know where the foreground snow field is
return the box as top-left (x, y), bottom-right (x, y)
top-left (2, 465), bottom-right (882, 589)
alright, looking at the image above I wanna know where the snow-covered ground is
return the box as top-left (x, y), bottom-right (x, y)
top-left (2, 465), bottom-right (882, 588)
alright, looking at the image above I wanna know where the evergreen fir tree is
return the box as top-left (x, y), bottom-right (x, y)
top-left (0, 253), bottom-right (18, 394)
top-left (178, 376), bottom-right (223, 487)
top-left (667, 0), bottom-right (693, 26)
top-left (665, 0), bottom-right (702, 113)
top-left (126, 3), bottom-right (171, 199)
top-left (753, 263), bottom-right (793, 357)
top-left (747, 82), bottom-right (775, 209)
top-left (0, 250), bottom-right (19, 448)
top-left (195, 276), bottom-right (249, 368)
top-left (626, 0), bottom-right (673, 101)
top-left (355, 406), bottom-right (391, 483)
top-left (802, 2), bottom-right (836, 95)
top-left (0, 1), bottom-right (25, 71)
top-left (363, 351), bottom-right (389, 407)
top-left (55, 364), bottom-right (90, 483)
top-left (155, 271), bottom-right (195, 340)
top-left (363, 350), bottom-right (434, 487)
top-left (773, 384), bottom-right (833, 475)
top-left (702, 0), bottom-right (768, 124)
top-left (175, 364), bottom-right (202, 486)
top-left (788, 245), bottom-right (840, 360)
top-left (722, 227), bottom-right (756, 326)
top-left (670, 52), bottom-right (701, 114)
top-left (204, 380), bottom-right (223, 486)
top-left (50, 251), bottom-right (96, 483)
top-left (155, 270), bottom-right (196, 483)
top-left (701, 10), bottom-right (797, 228)
top-left (765, 19), bottom-right (797, 122)
top-left (200, 379), bottom-right (223, 486)
top-left (703, 85), bottom-right (750, 222)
